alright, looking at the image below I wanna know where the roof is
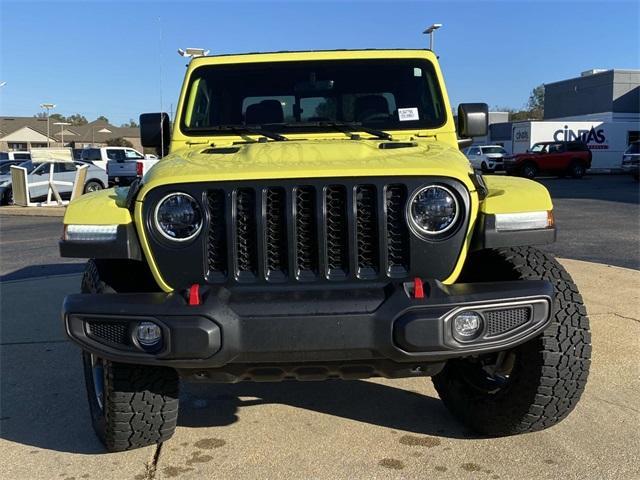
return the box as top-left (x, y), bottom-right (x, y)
top-left (199, 48), bottom-right (432, 59)
top-left (188, 49), bottom-right (437, 67)
top-left (545, 69), bottom-right (640, 87)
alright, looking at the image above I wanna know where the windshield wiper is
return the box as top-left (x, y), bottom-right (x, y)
top-left (207, 125), bottom-right (288, 142)
top-left (270, 121), bottom-right (392, 141)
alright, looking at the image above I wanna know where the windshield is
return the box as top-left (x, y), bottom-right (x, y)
top-left (481, 147), bottom-right (506, 154)
top-left (0, 162), bottom-right (19, 174)
top-left (181, 59), bottom-right (447, 135)
top-left (529, 143), bottom-right (546, 153)
top-left (625, 142), bottom-right (640, 154)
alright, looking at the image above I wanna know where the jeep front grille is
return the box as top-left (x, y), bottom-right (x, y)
top-left (205, 182), bottom-right (411, 283)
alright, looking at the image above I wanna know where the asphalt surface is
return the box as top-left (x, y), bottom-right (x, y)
top-left (0, 174), bottom-right (638, 479)
top-left (537, 175), bottom-right (640, 270)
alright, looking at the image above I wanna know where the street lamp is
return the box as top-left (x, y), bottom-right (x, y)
top-left (423, 23), bottom-right (443, 51)
top-left (53, 121), bottom-right (71, 146)
top-left (40, 103), bottom-right (56, 147)
top-left (177, 47), bottom-right (209, 58)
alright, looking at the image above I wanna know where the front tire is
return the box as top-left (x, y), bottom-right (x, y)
top-left (433, 247), bottom-right (591, 436)
top-left (520, 162), bottom-right (538, 179)
top-left (81, 259), bottom-right (179, 452)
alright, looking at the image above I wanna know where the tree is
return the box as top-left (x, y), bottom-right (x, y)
top-left (96, 115), bottom-right (110, 123)
top-left (526, 84), bottom-right (545, 120)
top-left (106, 137), bottom-right (134, 147)
top-left (121, 119), bottom-right (139, 128)
top-left (67, 114), bottom-right (88, 126)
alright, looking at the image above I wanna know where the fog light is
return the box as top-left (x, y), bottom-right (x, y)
top-left (452, 311), bottom-right (483, 341)
top-left (136, 322), bottom-right (162, 347)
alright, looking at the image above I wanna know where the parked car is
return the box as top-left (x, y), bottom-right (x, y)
top-left (60, 48), bottom-right (590, 452)
top-left (80, 147), bottom-right (154, 172)
top-left (0, 151), bottom-right (32, 161)
top-left (106, 148), bottom-right (159, 186)
top-left (503, 141), bottom-right (592, 179)
top-left (621, 142), bottom-right (639, 181)
top-left (463, 145), bottom-right (508, 172)
top-left (0, 160), bottom-right (107, 204)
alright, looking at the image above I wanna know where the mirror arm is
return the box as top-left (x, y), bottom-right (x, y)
top-left (458, 138), bottom-right (473, 149)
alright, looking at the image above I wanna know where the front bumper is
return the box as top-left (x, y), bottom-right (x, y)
top-left (621, 163), bottom-right (639, 175)
top-left (63, 280), bottom-right (553, 379)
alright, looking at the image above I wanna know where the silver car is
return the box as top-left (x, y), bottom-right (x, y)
top-left (0, 160), bottom-right (108, 204)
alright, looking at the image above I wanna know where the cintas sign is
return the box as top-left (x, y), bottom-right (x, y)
top-left (553, 125), bottom-right (608, 149)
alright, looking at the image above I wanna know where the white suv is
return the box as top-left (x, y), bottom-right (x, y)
top-left (463, 145), bottom-right (508, 172)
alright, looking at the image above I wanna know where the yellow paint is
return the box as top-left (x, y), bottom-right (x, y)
top-left (63, 187), bottom-right (132, 225)
top-left (480, 176), bottom-right (554, 214)
top-left (133, 201), bottom-right (173, 292)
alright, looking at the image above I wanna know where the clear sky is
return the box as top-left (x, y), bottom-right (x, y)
top-left (1, 0), bottom-right (638, 126)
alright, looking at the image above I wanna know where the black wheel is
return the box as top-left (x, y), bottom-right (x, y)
top-left (2, 187), bottom-right (14, 205)
top-left (520, 162), bottom-right (538, 179)
top-left (481, 161), bottom-right (488, 172)
top-left (433, 247), bottom-right (591, 436)
top-left (633, 173), bottom-right (639, 182)
top-left (569, 161), bottom-right (586, 179)
top-left (84, 180), bottom-right (103, 194)
top-left (80, 260), bottom-right (179, 452)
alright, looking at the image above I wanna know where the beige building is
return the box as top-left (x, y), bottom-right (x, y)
top-left (0, 117), bottom-right (142, 152)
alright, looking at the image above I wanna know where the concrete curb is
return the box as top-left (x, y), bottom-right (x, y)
top-left (0, 206), bottom-right (66, 217)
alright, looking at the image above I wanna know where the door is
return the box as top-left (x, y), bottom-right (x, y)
top-left (54, 162), bottom-right (78, 195)
top-left (28, 163), bottom-right (51, 199)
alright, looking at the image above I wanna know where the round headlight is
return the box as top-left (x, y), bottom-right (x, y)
top-left (407, 185), bottom-right (459, 236)
top-left (154, 193), bottom-right (203, 242)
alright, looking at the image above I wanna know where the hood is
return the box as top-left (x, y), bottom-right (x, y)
top-left (139, 139), bottom-right (474, 197)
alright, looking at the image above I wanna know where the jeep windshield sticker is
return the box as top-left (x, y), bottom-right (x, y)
top-left (398, 108), bottom-right (419, 122)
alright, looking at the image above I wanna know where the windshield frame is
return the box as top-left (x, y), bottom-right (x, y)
top-left (178, 57), bottom-right (448, 138)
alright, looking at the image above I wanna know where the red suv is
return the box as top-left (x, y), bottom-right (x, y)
top-left (504, 141), bottom-right (592, 179)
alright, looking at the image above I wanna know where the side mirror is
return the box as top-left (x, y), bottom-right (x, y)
top-left (140, 113), bottom-right (171, 157)
top-left (457, 103), bottom-right (488, 140)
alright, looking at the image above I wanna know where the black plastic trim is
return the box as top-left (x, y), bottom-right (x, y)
top-left (62, 279), bottom-right (553, 372)
top-left (472, 213), bottom-right (556, 250)
top-left (59, 224), bottom-right (142, 260)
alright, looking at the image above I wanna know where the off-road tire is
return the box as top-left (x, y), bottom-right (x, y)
top-left (81, 259), bottom-right (179, 452)
top-left (520, 162), bottom-right (538, 179)
top-left (433, 247), bottom-right (591, 436)
top-left (569, 160), bottom-right (586, 179)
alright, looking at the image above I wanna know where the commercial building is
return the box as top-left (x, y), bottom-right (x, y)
top-left (0, 117), bottom-right (142, 152)
top-left (487, 69), bottom-right (640, 171)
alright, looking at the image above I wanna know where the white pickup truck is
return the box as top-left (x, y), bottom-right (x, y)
top-left (86, 147), bottom-right (159, 186)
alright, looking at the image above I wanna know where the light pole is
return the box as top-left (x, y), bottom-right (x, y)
top-left (40, 103), bottom-right (56, 147)
top-left (423, 23), bottom-right (443, 51)
top-left (53, 121), bottom-right (71, 146)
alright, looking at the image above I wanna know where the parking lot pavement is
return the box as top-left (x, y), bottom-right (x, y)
top-left (0, 260), bottom-right (638, 480)
top-left (537, 174), bottom-right (640, 270)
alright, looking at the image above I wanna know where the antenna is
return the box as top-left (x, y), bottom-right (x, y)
top-left (158, 17), bottom-right (164, 158)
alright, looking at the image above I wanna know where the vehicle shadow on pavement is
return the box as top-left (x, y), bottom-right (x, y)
top-left (178, 380), bottom-right (478, 440)
top-left (0, 263), bottom-right (85, 282)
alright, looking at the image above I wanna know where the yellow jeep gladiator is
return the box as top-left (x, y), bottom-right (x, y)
top-left (60, 49), bottom-right (591, 452)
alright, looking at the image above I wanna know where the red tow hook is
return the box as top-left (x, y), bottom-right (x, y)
top-left (188, 284), bottom-right (201, 306)
top-left (413, 277), bottom-right (425, 299)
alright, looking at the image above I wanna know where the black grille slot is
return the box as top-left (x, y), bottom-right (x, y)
top-left (485, 307), bottom-right (531, 337)
top-left (87, 321), bottom-right (130, 346)
top-left (385, 185), bottom-right (410, 275)
top-left (264, 187), bottom-right (288, 279)
top-left (295, 186), bottom-right (319, 278)
top-left (207, 189), bottom-right (227, 279)
top-left (234, 188), bottom-right (258, 278)
top-left (355, 185), bottom-right (379, 277)
top-left (325, 185), bottom-right (349, 277)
